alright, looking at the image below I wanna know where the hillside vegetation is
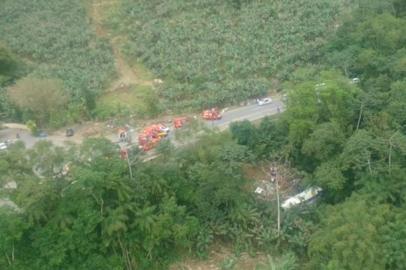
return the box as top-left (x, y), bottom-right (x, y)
top-left (0, 0), bottom-right (353, 124)
top-left (112, 0), bottom-right (350, 109)
top-left (231, 2), bottom-right (406, 269)
top-left (0, 0), bottom-right (115, 124)
top-left (0, 1), bottom-right (406, 270)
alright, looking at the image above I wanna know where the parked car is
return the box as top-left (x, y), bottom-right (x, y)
top-left (66, 128), bottom-right (74, 137)
top-left (37, 131), bottom-right (48, 138)
top-left (256, 97), bottom-right (272, 106)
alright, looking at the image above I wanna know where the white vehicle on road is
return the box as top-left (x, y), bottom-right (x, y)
top-left (0, 142), bottom-right (8, 151)
top-left (256, 97), bottom-right (272, 106)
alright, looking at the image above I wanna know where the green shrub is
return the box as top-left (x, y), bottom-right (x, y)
top-left (25, 120), bottom-right (37, 135)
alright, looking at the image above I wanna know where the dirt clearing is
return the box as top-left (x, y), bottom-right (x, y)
top-left (88, 0), bottom-right (154, 93)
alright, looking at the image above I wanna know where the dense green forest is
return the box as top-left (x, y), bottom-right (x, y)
top-left (1, 0), bottom-right (406, 269)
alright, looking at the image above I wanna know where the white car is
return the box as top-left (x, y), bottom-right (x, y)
top-left (256, 97), bottom-right (272, 106)
top-left (0, 143), bottom-right (7, 151)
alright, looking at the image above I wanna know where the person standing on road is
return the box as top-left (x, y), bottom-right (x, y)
top-left (277, 106), bottom-right (281, 113)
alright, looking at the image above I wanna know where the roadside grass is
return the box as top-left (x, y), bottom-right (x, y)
top-left (95, 84), bottom-right (162, 119)
top-left (130, 62), bottom-right (155, 81)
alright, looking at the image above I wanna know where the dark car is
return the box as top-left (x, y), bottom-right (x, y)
top-left (37, 131), bottom-right (48, 138)
top-left (66, 128), bottom-right (74, 137)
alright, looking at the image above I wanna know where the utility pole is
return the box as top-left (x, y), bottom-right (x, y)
top-left (356, 103), bottom-right (363, 130)
top-left (126, 149), bottom-right (133, 180)
top-left (122, 147), bottom-right (133, 180)
top-left (388, 131), bottom-right (398, 174)
top-left (271, 166), bottom-right (280, 237)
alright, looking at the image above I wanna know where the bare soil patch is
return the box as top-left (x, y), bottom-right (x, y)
top-left (88, 0), bottom-right (154, 93)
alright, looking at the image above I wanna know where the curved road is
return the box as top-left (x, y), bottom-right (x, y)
top-left (212, 99), bottom-right (284, 130)
top-left (0, 98), bottom-right (284, 149)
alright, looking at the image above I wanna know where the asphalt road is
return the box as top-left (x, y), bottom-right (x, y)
top-left (0, 99), bottom-right (285, 149)
top-left (210, 99), bottom-right (284, 130)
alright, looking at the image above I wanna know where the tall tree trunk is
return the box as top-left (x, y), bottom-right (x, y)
top-left (356, 103), bottom-right (363, 130)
